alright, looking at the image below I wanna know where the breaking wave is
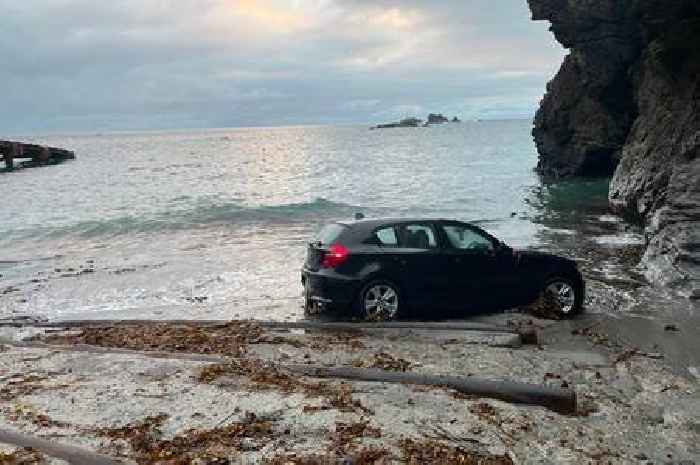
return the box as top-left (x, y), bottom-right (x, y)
top-left (3, 198), bottom-right (369, 240)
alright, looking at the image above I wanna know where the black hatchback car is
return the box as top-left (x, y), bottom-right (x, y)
top-left (301, 218), bottom-right (584, 320)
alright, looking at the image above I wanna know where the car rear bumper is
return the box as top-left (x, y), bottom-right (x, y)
top-left (301, 268), bottom-right (362, 313)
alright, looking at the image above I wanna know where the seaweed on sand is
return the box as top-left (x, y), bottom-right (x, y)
top-left (265, 447), bottom-right (390, 465)
top-left (0, 448), bottom-right (46, 465)
top-left (267, 421), bottom-right (387, 464)
top-left (40, 322), bottom-right (366, 355)
top-left (5, 404), bottom-right (69, 428)
top-left (351, 352), bottom-right (412, 372)
top-left (0, 375), bottom-right (49, 401)
top-left (94, 412), bottom-right (274, 465)
top-left (42, 321), bottom-right (264, 357)
top-left (332, 420), bottom-right (382, 450)
top-left (399, 438), bottom-right (514, 465)
top-left (197, 358), bottom-right (372, 415)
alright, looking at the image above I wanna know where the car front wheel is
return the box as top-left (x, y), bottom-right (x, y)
top-left (544, 276), bottom-right (583, 317)
top-left (360, 281), bottom-right (401, 321)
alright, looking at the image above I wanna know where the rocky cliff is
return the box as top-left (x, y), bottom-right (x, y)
top-left (529, 0), bottom-right (699, 296)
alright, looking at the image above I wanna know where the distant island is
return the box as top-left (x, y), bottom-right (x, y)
top-left (372, 117), bottom-right (423, 129)
top-left (371, 113), bottom-right (461, 129)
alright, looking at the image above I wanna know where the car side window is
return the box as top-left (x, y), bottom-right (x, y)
top-left (371, 227), bottom-right (398, 246)
top-left (443, 224), bottom-right (494, 253)
top-left (398, 224), bottom-right (438, 249)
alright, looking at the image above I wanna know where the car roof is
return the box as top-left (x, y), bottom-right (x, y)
top-left (326, 217), bottom-right (498, 245)
top-left (336, 217), bottom-right (464, 228)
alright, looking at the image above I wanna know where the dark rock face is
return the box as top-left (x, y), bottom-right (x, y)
top-left (530, 0), bottom-right (700, 294)
top-left (530, 0), bottom-right (644, 177)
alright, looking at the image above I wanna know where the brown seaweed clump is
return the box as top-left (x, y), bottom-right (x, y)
top-left (399, 438), bottom-right (514, 465)
top-left (42, 321), bottom-right (264, 357)
top-left (332, 421), bottom-right (382, 451)
top-left (352, 352), bottom-right (412, 372)
top-left (0, 374), bottom-right (48, 401)
top-left (265, 447), bottom-right (390, 465)
top-left (94, 412), bottom-right (274, 465)
top-left (39, 322), bottom-right (368, 356)
top-left (198, 359), bottom-right (372, 415)
top-left (0, 448), bottom-right (46, 465)
top-left (5, 405), bottom-right (69, 429)
top-left (308, 331), bottom-right (366, 351)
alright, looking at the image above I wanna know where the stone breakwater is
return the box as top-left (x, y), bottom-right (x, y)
top-left (528, 0), bottom-right (700, 296)
top-left (0, 140), bottom-right (75, 171)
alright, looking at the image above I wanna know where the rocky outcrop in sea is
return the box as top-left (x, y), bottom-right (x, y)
top-left (427, 113), bottom-right (450, 124)
top-left (529, 0), bottom-right (699, 296)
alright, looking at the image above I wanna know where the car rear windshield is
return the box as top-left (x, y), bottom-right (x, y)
top-left (314, 223), bottom-right (347, 245)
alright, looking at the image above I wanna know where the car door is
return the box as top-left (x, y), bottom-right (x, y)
top-left (393, 222), bottom-right (451, 310)
top-left (438, 222), bottom-right (519, 311)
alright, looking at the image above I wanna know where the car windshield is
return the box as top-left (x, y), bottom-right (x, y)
top-left (314, 223), bottom-right (346, 245)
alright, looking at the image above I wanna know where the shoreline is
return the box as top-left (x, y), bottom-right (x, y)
top-left (3, 198), bottom-right (698, 382)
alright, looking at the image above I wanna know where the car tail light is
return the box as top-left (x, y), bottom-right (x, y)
top-left (321, 244), bottom-right (349, 268)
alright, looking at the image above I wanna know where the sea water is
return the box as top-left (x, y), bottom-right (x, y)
top-left (0, 121), bottom-right (611, 321)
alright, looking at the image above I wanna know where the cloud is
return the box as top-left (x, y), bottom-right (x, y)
top-left (0, 0), bottom-right (564, 133)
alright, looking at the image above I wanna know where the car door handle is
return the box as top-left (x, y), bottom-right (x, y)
top-left (392, 257), bottom-right (407, 265)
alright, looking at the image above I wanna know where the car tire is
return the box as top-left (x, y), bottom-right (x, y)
top-left (358, 280), bottom-right (401, 322)
top-left (543, 276), bottom-right (583, 318)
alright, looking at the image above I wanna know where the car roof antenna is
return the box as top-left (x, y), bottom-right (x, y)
top-left (354, 212), bottom-right (365, 220)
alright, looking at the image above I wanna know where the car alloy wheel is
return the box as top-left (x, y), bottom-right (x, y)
top-left (545, 280), bottom-right (576, 315)
top-left (363, 283), bottom-right (399, 321)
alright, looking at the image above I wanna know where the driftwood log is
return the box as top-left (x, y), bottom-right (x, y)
top-left (3, 318), bottom-right (522, 334)
top-left (0, 428), bottom-right (127, 465)
top-left (288, 365), bottom-right (577, 415)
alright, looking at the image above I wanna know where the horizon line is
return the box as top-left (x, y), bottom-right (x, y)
top-left (4, 117), bottom-right (535, 139)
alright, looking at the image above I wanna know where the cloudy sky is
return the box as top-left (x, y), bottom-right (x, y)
top-left (1, 0), bottom-right (564, 133)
